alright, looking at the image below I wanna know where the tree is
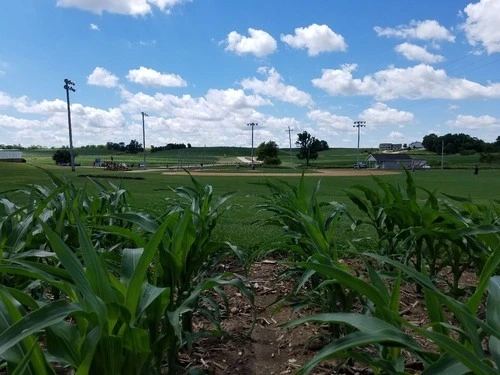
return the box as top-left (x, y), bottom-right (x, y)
top-left (126, 139), bottom-right (143, 154)
top-left (494, 136), bottom-right (500, 151)
top-left (296, 131), bottom-right (322, 166)
top-left (422, 133), bottom-right (439, 153)
top-left (52, 149), bottom-right (77, 165)
top-left (256, 140), bottom-right (281, 165)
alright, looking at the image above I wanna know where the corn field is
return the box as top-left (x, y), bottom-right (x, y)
top-left (1, 168), bottom-right (500, 374)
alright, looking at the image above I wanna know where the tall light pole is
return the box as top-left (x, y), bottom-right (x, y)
top-left (286, 125), bottom-right (294, 168)
top-left (141, 112), bottom-right (148, 169)
top-left (353, 121), bottom-right (366, 167)
top-left (64, 79), bottom-right (76, 172)
top-left (247, 122), bottom-right (258, 169)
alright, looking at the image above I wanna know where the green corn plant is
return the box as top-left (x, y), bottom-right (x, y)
top-left (368, 249), bottom-right (500, 375)
top-left (281, 254), bottom-right (436, 374)
top-left (346, 169), bottom-right (492, 296)
top-left (251, 176), bottom-right (360, 333)
top-left (0, 202), bottom-right (173, 374)
top-left (1, 169), bottom-right (134, 304)
top-left (101, 173), bottom-right (254, 374)
top-left (282, 247), bottom-right (500, 374)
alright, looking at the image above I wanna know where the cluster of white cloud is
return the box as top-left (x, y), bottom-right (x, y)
top-left (394, 43), bottom-right (444, 63)
top-left (126, 66), bottom-right (187, 88)
top-left (280, 24), bottom-right (347, 56)
top-left (225, 29), bottom-right (277, 58)
top-left (87, 66), bottom-right (187, 89)
top-left (0, 91), bottom-right (127, 146)
top-left (3, 1), bottom-right (500, 148)
top-left (224, 24), bottom-right (346, 58)
top-left (374, 19), bottom-right (455, 42)
top-left (462, 0), bottom-right (500, 54)
top-left (312, 63), bottom-right (500, 101)
top-left (240, 67), bottom-right (313, 107)
top-left (360, 103), bottom-right (414, 125)
top-left (56, 0), bottom-right (189, 16)
top-left (308, 102), bottom-right (413, 133)
top-left (87, 67), bottom-right (119, 88)
top-left (374, 19), bottom-right (454, 64)
top-left (447, 114), bottom-right (500, 129)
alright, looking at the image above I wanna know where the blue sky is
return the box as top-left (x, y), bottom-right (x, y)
top-left (1, 0), bottom-right (499, 149)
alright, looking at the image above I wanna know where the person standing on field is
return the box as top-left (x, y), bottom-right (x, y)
top-left (474, 165), bottom-right (479, 175)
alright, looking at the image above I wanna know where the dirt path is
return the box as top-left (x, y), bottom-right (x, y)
top-left (159, 169), bottom-right (399, 177)
top-left (186, 261), bottom-right (336, 374)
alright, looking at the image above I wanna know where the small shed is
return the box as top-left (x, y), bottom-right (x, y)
top-left (409, 141), bottom-right (424, 150)
top-left (0, 149), bottom-right (23, 162)
top-left (366, 153), bottom-right (413, 169)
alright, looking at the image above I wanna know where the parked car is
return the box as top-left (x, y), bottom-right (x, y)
top-left (353, 162), bottom-right (367, 169)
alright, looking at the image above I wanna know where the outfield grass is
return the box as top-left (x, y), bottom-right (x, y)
top-left (20, 146), bottom-right (500, 170)
top-left (2, 157), bottom-right (500, 252)
top-left (3, 146), bottom-right (500, 252)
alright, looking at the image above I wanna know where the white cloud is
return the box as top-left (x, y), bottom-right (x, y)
top-left (120, 87), bottom-right (270, 119)
top-left (0, 114), bottom-right (44, 129)
top-left (374, 19), bottom-right (455, 42)
top-left (225, 28), bottom-right (277, 57)
top-left (395, 42), bottom-right (444, 63)
top-left (139, 40), bottom-right (157, 46)
top-left (280, 24), bottom-right (347, 56)
top-left (87, 67), bottom-right (119, 88)
top-left (312, 63), bottom-right (500, 100)
top-left (307, 110), bottom-right (353, 131)
top-left (56, 0), bottom-right (189, 16)
top-left (447, 114), bottom-right (500, 130)
top-left (0, 91), bottom-right (13, 107)
top-left (462, 0), bottom-right (500, 54)
top-left (89, 23), bottom-right (100, 31)
top-left (241, 67), bottom-right (313, 106)
top-left (0, 92), bottom-right (127, 146)
top-left (388, 131), bottom-right (405, 140)
top-left (126, 66), bottom-right (187, 87)
top-left (119, 88), bottom-right (292, 147)
top-left (14, 98), bottom-right (67, 114)
top-left (360, 103), bottom-right (414, 125)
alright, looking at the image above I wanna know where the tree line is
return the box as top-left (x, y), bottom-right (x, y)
top-left (151, 143), bottom-right (191, 152)
top-left (106, 140), bottom-right (144, 154)
top-left (422, 133), bottom-right (500, 155)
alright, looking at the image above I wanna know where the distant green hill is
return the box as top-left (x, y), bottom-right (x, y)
top-left (20, 146), bottom-right (496, 169)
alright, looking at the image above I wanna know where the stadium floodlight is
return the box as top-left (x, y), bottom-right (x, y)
top-left (141, 112), bottom-right (149, 169)
top-left (353, 121), bottom-right (366, 168)
top-left (64, 79), bottom-right (76, 172)
top-left (247, 122), bottom-right (258, 169)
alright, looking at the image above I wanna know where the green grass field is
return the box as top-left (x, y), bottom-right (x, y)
top-left (2, 147), bottom-right (500, 251)
top-left (16, 145), bottom-right (500, 172)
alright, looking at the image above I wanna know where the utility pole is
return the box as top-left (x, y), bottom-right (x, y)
top-left (286, 126), bottom-right (294, 168)
top-left (64, 79), bottom-right (76, 172)
top-left (141, 112), bottom-right (148, 169)
top-left (353, 121), bottom-right (366, 167)
top-left (441, 140), bottom-right (444, 170)
top-left (247, 122), bottom-right (258, 169)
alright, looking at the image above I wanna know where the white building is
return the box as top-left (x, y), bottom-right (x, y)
top-left (409, 141), bottom-right (424, 149)
top-left (0, 149), bottom-right (23, 160)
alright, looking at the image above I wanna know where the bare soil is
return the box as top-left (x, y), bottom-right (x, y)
top-left (160, 169), bottom-right (400, 177)
top-left (182, 260), bottom-right (340, 374)
top-left (182, 258), bottom-right (478, 375)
